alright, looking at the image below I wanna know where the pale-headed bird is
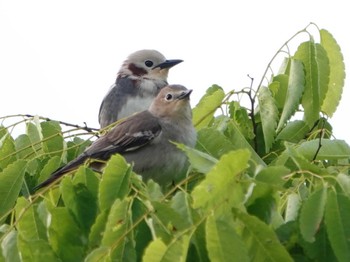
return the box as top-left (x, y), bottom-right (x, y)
top-left (98, 50), bottom-right (183, 128)
top-left (34, 85), bottom-right (196, 190)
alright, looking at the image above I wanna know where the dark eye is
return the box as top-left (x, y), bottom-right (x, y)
top-left (145, 60), bottom-right (154, 67)
top-left (165, 94), bottom-right (173, 100)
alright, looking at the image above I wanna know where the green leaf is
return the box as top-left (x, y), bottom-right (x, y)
top-left (0, 228), bottom-right (21, 262)
top-left (85, 247), bottom-right (110, 262)
top-left (171, 192), bottom-right (209, 261)
top-left (276, 120), bottom-right (309, 143)
top-left (320, 29), bottom-right (346, 117)
top-left (235, 209), bottom-right (293, 262)
top-left (99, 154), bottom-right (132, 211)
top-left (336, 173), bottom-right (350, 196)
top-left (60, 172), bottom-right (98, 234)
top-left (297, 139), bottom-right (350, 160)
top-left (131, 198), bottom-right (153, 259)
top-left (299, 186), bottom-right (327, 242)
top-left (276, 59), bottom-right (305, 132)
top-left (0, 133), bottom-right (16, 170)
top-left (145, 180), bottom-right (165, 202)
top-left (66, 137), bottom-right (91, 162)
top-left (143, 234), bottom-right (191, 262)
top-left (247, 166), bottom-right (289, 207)
top-left (101, 201), bottom-right (129, 242)
top-left (17, 237), bottom-right (59, 262)
top-left (206, 215), bottom-right (249, 262)
top-left (257, 86), bottom-right (278, 152)
top-left (299, 222), bottom-right (337, 262)
top-left (15, 197), bottom-right (46, 241)
top-left (192, 149), bottom-right (250, 211)
top-left (88, 210), bottom-right (109, 249)
top-left (294, 41), bottom-right (321, 126)
top-left (197, 128), bottom-right (236, 159)
top-left (0, 159), bottom-right (26, 223)
top-left (143, 238), bottom-right (167, 262)
top-left (15, 199), bottom-right (58, 260)
top-left (277, 57), bottom-right (291, 75)
top-left (14, 134), bottom-right (35, 159)
top-left (269, 74), bottom-right (289, 110)
top-left (25, 158), bottom-right (40, 177)
top-left (229, 102), bottom-right (255, 140)
top-left (253, 165), bottom-right (288, 191)
top-left (285, 193), bottom-right (301, 222)
top-left (277, 143), bottom-right (327, 177)
top-left (170, 192), bottom-right (194, 229)
top-left (325, 190), bottom-right (350, 262)
top-left (226, 121), bottom-right (266, 168)
top-left (101, 198), bottom-right (135, 261)
top-left (315, 43), bottom-right (331, 110)
top-left (36, 155), bottom-right (61, 185)
top-left (72, 166), bottom-right (99, 198)
top-left (192, 85), bottom-right (225, 129)
top-left (26, 121), bottom-right (43, 154)
top-left (46, 204), bottom-right (85, 261)
top-left (40, 121), bottom-right (64, 158)
top-left (152, 202), bottom-right (188, 235)
top-left (176, 143), bottom-right (218, 174)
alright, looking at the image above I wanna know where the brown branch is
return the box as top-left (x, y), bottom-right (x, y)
top-left (23, 114), bottom-right (99, 133)
top-left (312, 118), bottom-right (325, 161)
top-left (246, 75), bottom-right (258, 150)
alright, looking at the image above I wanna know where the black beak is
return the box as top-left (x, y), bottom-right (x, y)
top-left (153, 59), bottom-right (183, 69)
top-left (178, 89), bottom-right (192, 100)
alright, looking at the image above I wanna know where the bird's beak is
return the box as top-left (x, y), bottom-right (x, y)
top-left (177, 89), bottom-right (192, 100)
top-left (153, 59), bottom-right (183, 69)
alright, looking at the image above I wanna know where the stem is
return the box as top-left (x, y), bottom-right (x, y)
top-left (246, 75), bottom-right (258, 150)
top-left (254, 23), bottom-right (314, 100)
top-left (23, 114), bottom-right (99, 132)
top-left (312, 118), bottom-right (325, 161)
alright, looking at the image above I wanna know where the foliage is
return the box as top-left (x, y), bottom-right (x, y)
top-left (0, 23), bottom-right (349, 261)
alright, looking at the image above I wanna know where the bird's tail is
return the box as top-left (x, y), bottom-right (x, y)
top-left (33, 153), bottom-right (88, 192)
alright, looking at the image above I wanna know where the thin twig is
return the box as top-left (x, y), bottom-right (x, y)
top-left (247, 75), bottom-right (258, 150)
top-left (312, 118), bottom-right (325, 161)
top-left (254, 22), bottom-right (314, 100)
top-left (23, 114), bottom-right (99, 133)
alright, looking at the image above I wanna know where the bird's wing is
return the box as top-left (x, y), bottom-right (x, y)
top-left (33, 111), bottom-right (161, 191)
top-left (89, 110), bottom-right (162, 159)
top-left (98, 77), bottom-right (138, 127)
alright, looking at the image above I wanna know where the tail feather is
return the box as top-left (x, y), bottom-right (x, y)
top-left (33, 153), bottom-right (88, 191)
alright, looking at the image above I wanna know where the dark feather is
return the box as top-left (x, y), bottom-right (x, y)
top-left (98, 77), bottom-right (139, 127)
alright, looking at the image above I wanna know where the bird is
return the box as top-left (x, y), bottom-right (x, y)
top-left (98, 49), bottom-right (183, 128)
top-left (34, 85), bottom-right (196, 191)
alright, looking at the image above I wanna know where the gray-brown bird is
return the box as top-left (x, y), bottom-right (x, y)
top-left (34, 85), bottom-right (196, 190)
top-left (98, 49), bottom-right (183, 128)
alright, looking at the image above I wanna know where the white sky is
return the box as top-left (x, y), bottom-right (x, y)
top-left (1, 0), bottom-right (349, 144)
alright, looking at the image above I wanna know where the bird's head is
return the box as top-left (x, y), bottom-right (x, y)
top-left (119, 50), bottom-right (183, 81)
top-left (149, 85), bottom-right (193, 120)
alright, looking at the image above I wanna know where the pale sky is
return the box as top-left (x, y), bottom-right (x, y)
top-left (1, 0), bottom-right (349, 144)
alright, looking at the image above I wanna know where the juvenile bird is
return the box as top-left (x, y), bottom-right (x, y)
top-left (99, 49), bottom-right (183, 128)
top-left (34, 85), bottom-right (196, 190)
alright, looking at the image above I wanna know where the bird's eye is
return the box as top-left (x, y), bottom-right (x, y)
top-left (145, 60), bottom-right (154, 67)
top-left (165, 94), bottom-right (173, 101)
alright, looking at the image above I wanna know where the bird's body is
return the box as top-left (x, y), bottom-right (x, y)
top-left (99, 50), bottom-right (183, 128)
top-left (34, 85), bottom-right (196, 190)
top-left (122, 110), bottom-right (195, 184)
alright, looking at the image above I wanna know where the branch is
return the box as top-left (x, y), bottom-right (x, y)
top-left (23, 114), bottom-right (99, 133)
top-left (247, 75), bottom-right (258, 150)
top-left (312, 118), bottom-right (326, 161)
